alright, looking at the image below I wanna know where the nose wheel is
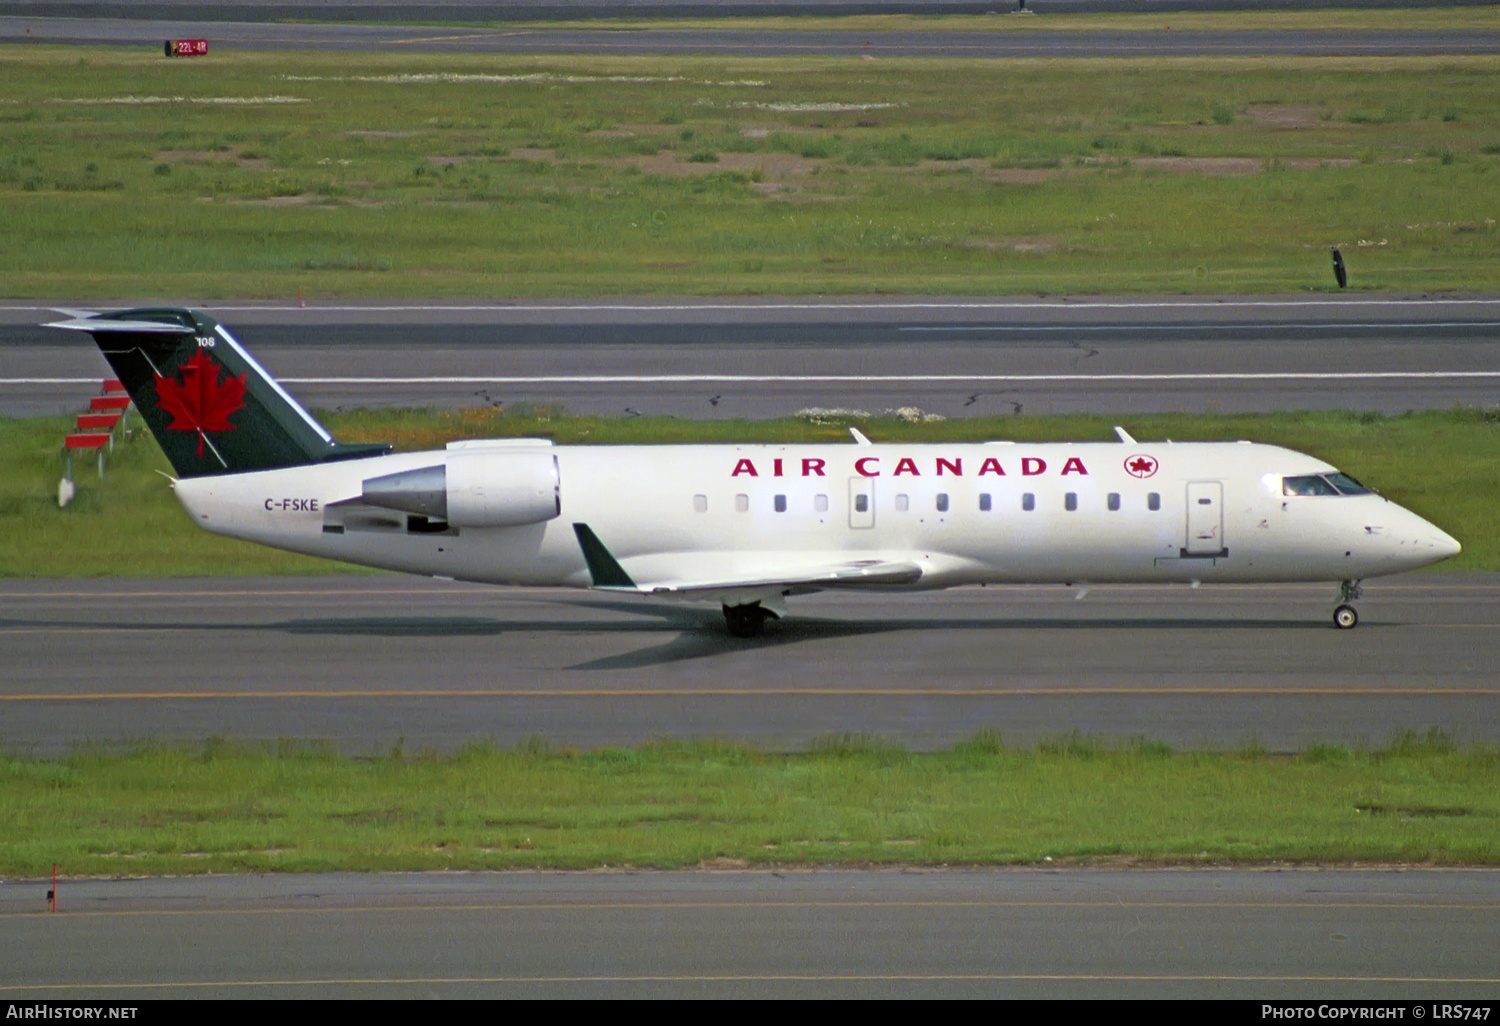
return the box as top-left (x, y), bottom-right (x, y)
top-left (1332, 579), bottom-right (1363, 629)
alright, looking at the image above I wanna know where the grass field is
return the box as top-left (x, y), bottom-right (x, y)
top-left (5, 406), bottom-right (1495, 576)
top-left (1, 732), bottom-right (1494, 876)
top-left (2, 47), bottom-right (1498, 296)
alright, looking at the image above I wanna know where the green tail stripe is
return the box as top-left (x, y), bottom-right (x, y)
top-left (572, 524), bottom-right (636, 588)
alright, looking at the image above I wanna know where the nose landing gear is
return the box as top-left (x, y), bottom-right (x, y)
top-left (1332, 579), bottom-right (1363, 629)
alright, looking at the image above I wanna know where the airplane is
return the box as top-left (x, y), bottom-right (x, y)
top-left (50, 307), bottom-right (1462, 636)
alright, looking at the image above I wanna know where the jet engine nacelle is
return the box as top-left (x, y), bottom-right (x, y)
top-left (361, 450), bottom-right (560, 528)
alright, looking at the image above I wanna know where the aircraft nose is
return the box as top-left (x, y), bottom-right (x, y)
top-left (1403, 514), bottom-right (1461, 566)
top-left (1372, 507), bottom-right (1461, 569)
top-left (1431, 527), bottom-right (1462, 560)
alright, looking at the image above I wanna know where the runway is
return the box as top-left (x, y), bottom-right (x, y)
top-left (2, 574), bottom-right (1496, 756)
top-left (5, 15), bottom-right (1500, 58)
top-left (3, 868), bottom-right (1498, 998)
top-left (13, 0), bottom-right (1500, 26)
top-left (5, 297), bottom-right (1498, 418)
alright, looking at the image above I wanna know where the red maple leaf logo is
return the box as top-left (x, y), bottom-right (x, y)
top-left (155, 351), bottom-right (247, 458)
top-left (1124, 454), bottom-right (1159, 478)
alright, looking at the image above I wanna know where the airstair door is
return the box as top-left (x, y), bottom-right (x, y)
top-left (849, 477), bottom-right (875, 529)
top-left (1185, 481), bottom-right (1225, 555)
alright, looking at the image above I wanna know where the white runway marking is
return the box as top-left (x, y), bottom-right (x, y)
top-left (8, 372), bottom-right (1500, 387)
top-left (302, 371), bottom-right (1500, 385)
top-left (900, 322), bottom-right (1500, 332)
top-left (9, 299), bottom-right (1500, 315)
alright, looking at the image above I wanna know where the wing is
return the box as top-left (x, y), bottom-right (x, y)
top-left (571, 523), bottom-right (923, 596)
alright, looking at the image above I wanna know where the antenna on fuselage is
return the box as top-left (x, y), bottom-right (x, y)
top-left (849, 428), bottom-right (873, 446)
top-left (1113, 426), bottom-right (1136, 444)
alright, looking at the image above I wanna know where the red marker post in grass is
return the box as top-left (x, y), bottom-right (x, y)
top-left (165, 39), bottom-right (209, 57)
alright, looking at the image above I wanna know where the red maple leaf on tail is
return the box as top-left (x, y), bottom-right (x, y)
top-left (154, 351), bottom-right (248, 457)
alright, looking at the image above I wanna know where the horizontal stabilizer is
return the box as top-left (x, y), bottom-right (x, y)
top-left (47, 316), bottom-right (194, 334)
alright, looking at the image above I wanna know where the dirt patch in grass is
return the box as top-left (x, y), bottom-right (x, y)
top-left (155, 149), bottom-right (222, 163)
top-left (345, 130), bottom-right (419, 138)
top-left (960, 236), bottom-right (1060, 253)
top-left (609, 150), bottom-right (826, 178)
top-left (155, 147), bottom-right (270, 170)
top-left (1245, 105), bottom-right (1328, 129)
top-left (226, 192), bottom-right (327, 206)
top-left (990, 168), bottom-right (1066, 184)
top-left (502, 143), bottom-right (825, 179)
top-left (1135, 156), bottom-right (1263, 176)
top-left (508, 146), bottom-right (557, 162)
top-left (1134, 155), bottom-right (1357, 175)
top-left (724, 152), bottom-right (822, 176)
top-left (435, 145), bottom-right (1364, 185)
top-left (1282, 157), bottom-right (1359, 169)
top-left (917, 160), bottom-right (1084, 185)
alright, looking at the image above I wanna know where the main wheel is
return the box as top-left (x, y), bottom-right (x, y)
top-left (1333, 604), bottom-right (1358, 630)
top-left (723, 604), bottom-right (767, 638)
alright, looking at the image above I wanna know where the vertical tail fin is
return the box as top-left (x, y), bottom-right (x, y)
top-left (48, 307), bottom-right (389, 478)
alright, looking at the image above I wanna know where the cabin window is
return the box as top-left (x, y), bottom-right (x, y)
top-left (1107, 492), bottom-right (1120, 512)
top-left (735, 494), bottom-right (749, 513)
top-left (1064, 492), bottom-right (1078, 512)
top-left (979, 493), bottom-right (992, 512)
top-left (814, 494), bottom-right (829, 513)
top-left (895, 494), bottom-right (910, 512)
top-left (1022, 493), bottom-right (1035, 512)
top-left (854, 493), bottom-right (869, 513)
top-left (1148, 492), bottom-right (1161, 511)
top-left (936, 493), bottom-right (949, 513)
top-left (693, 494), bottom-right (708, 513)
top-left (774, 494), bottom-right (787, 513)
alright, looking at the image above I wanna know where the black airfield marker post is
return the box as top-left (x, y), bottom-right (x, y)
top-left (1331, 246), bottom-right (1348, 288)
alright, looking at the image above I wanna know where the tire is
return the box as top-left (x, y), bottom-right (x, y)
top-left (1333, 604), bottom-right (1358, 630)
top-left (723, 604), bottom-right (766, 638)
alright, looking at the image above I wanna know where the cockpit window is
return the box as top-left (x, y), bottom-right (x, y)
top-left (1326, 473), bottom-right (1372, 495)
top-left (1283, 473), bottom-right (1371, 497)
top-left (1283, 474), bottom-right (1339, 496)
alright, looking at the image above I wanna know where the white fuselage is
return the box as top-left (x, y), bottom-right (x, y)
top-left (171, 439), bottom-right (1460, 605)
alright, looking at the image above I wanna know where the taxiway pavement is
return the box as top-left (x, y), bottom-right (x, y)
top-left (3, 868), bottom-right (1498, 998)
top-left (3, 575), bottom-right (1496, 756)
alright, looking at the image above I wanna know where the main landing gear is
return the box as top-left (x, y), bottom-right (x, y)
top-left (723, 602), bottom-right (777, 639)
top-left (1332, 579), bottom-right (1363, 630)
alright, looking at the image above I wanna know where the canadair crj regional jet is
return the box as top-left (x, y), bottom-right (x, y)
top-left (54, 308), bottom-right (1461, 636)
